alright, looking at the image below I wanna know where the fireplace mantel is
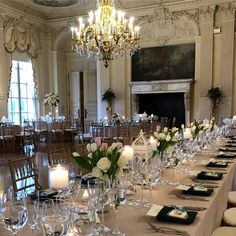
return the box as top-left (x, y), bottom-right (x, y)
top-left (130, 79), bottom-right (194, 94)
top-left (130, 79), bottom-right (194, 124)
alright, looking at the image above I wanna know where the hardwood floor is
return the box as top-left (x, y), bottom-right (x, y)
top-left (0, 142), bottom-right (79, 194)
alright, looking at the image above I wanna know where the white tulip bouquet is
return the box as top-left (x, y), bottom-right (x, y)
top-left (153, 127), bottom-right (180, 155)
top-left (188, 120), bottom-right (205, 138)
top-left (203, 117), bottom-right (218, 132)
top-left (72, 142), bottom-right (128, 180)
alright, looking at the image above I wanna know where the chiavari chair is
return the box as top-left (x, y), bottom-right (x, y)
top-left (49, 121), bottom-right (64, 142)
top-left (34, 121), bottom-right (48, 142)
top-left (47, 148), bottom-right (71, 166)
top-left (9, 156), bottom-right (40, 196)
top-left (0, 124), bottom-right (16, 152)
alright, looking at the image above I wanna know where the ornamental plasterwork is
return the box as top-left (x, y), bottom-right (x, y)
top-left (218, 3), bottom-right (235, 19)
top-left (137, 6), bottom-right (200, 46)
top-left (3, 15), bottom-right (41, 56)
top-left (199, 5), bottom-right (215, 22)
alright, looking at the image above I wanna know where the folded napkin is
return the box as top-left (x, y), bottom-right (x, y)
top-left (219, 148), bottom-right (236, 152)
top-left (207, 161), bottom-right (228, 168)
top-left (30, 190), bottom-right (58, 201)
top-left (217, 153), bottom-right (236, 158)
top-left (75, 176), bottom-right (97, 186)
top-left (183, 186), bottom-right (213, 196)
top-left (197, 171), bottom-right (223, 180)
top-left (228, 140), bottom-right (236, 144)
top-left (225, 144), bottom-right (236, 147)
top-left (156, 206), bottom-right (197, 225)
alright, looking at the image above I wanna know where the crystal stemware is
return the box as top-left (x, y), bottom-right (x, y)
top-left (87, 179), bottom-right (99, 236)
top-left (41, 199), bottom-right (69, 236)
top-left (0, 188), bottom-right (28, 236)
top-left (107, 179), bottom-right (126, 236)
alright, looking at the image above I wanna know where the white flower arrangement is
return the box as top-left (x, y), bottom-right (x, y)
top-left (43, 93), bottom-right (59, 107)
top-left (72, 141), bottom-right (129, 180)
top-left (153, 126), bottom-right (179, 153)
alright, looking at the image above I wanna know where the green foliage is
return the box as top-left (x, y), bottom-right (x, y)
top-left (207, 87), bottom-right (223, 104)
top-left (102, 88), bottom-right (116, 103)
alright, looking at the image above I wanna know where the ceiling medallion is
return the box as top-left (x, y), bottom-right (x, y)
top-left (32, 0), bottom-right (78, 7)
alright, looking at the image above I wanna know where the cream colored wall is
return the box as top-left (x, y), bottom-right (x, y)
top-left (0, 1), bottom-right (236, 124)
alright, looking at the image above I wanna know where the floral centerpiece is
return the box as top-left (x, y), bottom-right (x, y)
top-left (152, 127), bottom-right (179, 159)
top-left (188, 120), bottom-right (205, 138)
top-left (203, 117), bottom-right (218, 132)
top-left (72, 141), bottom-right (128, 181)
top-left (43, 93), bottom-right (59, 107)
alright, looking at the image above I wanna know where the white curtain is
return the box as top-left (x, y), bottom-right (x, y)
top-left (4, 19), bottom-right (40, 99)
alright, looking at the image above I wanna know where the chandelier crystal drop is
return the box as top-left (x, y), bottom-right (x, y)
top-left (71, 0), bottom-right (140, 68)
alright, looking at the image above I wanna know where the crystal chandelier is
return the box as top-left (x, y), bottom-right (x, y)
top-left (71, 0), bottom-right (140, 68)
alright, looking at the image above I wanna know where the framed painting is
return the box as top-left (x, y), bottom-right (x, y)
top-left (132, 44), bottom-right (195, 81)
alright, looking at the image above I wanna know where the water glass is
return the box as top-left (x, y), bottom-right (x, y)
top-left (0, 189), bottom-right (28, 236)
top-left (41, 199), bottom-right (69, 236)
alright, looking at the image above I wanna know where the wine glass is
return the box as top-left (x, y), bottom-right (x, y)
top-left (41, 199), bottom-right (69, 236)
top-left (107, 179), bottom-right (126, 236)
top-left (28, 199), bottom-right (40, 232)
top-left (144, 159), bottom-right (160, 207)
top-left (97, 179), bottom-right (111, 234)
top-left (0, 189), bottom-right (28, 236)
top-left (87, 179), bottom-right (99, 236)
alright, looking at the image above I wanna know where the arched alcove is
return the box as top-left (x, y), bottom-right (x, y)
top-left (54, 30), bottom-right (97, 121)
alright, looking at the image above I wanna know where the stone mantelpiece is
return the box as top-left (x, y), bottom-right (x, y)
top-left (130, 79), bottom-right (194, 124)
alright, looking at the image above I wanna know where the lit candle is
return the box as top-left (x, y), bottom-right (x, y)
top-left (49, 165), bottom-right (69, 190)
top-left (149, 136), bottom-right (156, 150)
top-left (122, 145), bottom-right (134, 161)
top-left (183, 128), bottom-right (192, 139)
top-left (82, 189), bottom-right (89, 201)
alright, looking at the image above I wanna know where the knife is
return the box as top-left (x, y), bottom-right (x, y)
top-left (166, 205), bottom-right (206, 211)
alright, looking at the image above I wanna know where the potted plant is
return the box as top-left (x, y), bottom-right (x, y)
top-left (207, 87), bottom-right (223, 118)
top-left (102, 88), bottom-right (116, 120)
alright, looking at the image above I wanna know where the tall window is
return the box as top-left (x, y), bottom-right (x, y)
top-left (8, 59), bottom-right (38, 125)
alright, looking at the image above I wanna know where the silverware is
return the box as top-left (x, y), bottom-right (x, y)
top-left (167, 205), bottom-right (207, 211)
top-left (148, 223), bottom-right (190, 235)
top-left (175, 194), bottom-right (209, 202)
top-left (183, 183), bottom-right (218, 188)
top-left (206, 167), bottom-right (227, 173)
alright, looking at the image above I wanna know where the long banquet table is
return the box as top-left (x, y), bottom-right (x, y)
top-left (0, 147), bottom-right (235, 236)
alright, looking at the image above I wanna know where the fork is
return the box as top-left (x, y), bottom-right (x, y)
top-left (148, 222), bottom-right (190, 235)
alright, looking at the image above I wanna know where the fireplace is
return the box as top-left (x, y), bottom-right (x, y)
top-left (130, 79), bottom-right (193, 126)
top-left (138, 93), bottom-right (185, 127)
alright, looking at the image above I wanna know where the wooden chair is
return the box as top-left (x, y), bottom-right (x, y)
top-left (34, 121), bottom-right (48, 142)
top-left (118, 125), bottom-right (130, 145)
top-left (91, 123), bottom-right (104, 141)
top-left (9, 156), bottom-right (40, 196)
top-left (49, 121), bottom-right (64, 142)
top-left (0, 125), bottom-right (16, 152)
top-left (47, 148), bottom-right (71, 166)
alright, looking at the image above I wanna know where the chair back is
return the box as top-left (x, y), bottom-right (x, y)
top-left (9, 156), bottom-right (39, 196)
top-left (91, 123), bottom-right (104, 139)
top-left (47, 148), bottom-right (71, 166)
